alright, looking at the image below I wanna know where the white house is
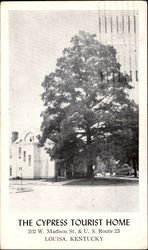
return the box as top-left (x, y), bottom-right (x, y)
top-left (9, 128), bottom-right (55, 179)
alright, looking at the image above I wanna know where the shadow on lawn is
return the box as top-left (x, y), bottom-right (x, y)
top-left (63, 177), bottom-right (139, 186)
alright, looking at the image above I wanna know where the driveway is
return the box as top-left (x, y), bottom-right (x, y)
top-left (9, 178), bottom-right (139, 213)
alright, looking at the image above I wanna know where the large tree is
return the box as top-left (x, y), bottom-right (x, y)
top-left (39, 31), bottom-right (138, 177)
top-left (98, 102), bottom-right (138, 177)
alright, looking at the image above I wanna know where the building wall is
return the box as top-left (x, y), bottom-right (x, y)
top-left (10, 130), bottom-right (55, 179)
top-left (97, 10), bottom-right (138, 84)
top-left (10, 143), bottom-right (34, 179)
top-left (33, 144), bottom-right (55, 178)
top-left (33, 144), bottom-right (41, 178)
top-left (21, 143), bottom-right (34, 178)
top-left (40, 147), bottom-right (55, 178)
top-left (10, 145), bottom-right (17, 178)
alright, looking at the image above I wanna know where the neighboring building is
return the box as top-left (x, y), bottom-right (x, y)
top-left (97, 10), bottom-right (138, 84)
top-left (9, 129), bottom-right (55, 179)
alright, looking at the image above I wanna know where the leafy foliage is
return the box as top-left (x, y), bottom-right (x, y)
top-left (39, 31), bottom-right (138, 177)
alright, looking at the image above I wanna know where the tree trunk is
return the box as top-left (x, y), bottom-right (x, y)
top-left (86, 165), bottom-right (93, 178)
top-left (54, 161), bottom-right (58, 182)
top-left (86, 127), bottom-right (92, 178)
top-left (132, 158), bottom-right (137, 178)
top-left (66, 161), bottom-right (72, 178)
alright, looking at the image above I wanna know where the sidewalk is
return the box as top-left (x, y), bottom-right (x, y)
top-left (9, 180), bottom-right (139, 212)
top-left (9, 176), bottom-right (138, 191)
top-left (9, 185), bottom-right (33, 193)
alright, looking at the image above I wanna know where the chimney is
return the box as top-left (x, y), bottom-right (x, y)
top-left (11, 131), bottom-right (18, 143)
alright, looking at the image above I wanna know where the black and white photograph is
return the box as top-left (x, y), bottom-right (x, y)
top-left (9, 5), bottom-right (139, 213)
top-left (1, 1), bottom-right (147, 249)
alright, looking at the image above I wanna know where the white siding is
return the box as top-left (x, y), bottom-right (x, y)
top-left (9, 130), bottom-right (55, 179)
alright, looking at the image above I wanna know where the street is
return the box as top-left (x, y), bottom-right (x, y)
top-left (9, 179), bottom-right (139, 212)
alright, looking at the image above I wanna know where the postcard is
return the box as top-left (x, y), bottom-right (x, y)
top-left (1, 1), bottom-right (147, 249)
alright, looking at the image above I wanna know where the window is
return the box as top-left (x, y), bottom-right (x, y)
top-left (122, 16), bottom-right (124, 33)
top-left (28, 155), bottom-right (31, 166)
top-left (134, 16), bottom-right (136, 33)
top-left (18, 147), bottom-right (21, 158)
top-left (23, 151), bottom-right (26, 162)
top-left (136, 70), bottom-right (138, 81)
top-left (116, 17), bottom-right (118, 33)
top-left (128, 16), bottom-right (130, 33)
top-left (10, 167), bottom-right (12, 176)
top-left (10, 149), bottom-right (12, 159)
top-left (99, 17), bottom-right (101, 33)
top-left (110, 17), bottom-right (113, 33)
top-left (104, 17), bottom-right (107, 33)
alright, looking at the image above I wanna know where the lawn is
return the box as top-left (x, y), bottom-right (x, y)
top-left (63, 177), bottom-right (138, 186)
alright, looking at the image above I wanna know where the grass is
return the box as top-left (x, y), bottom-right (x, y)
top-left (63, 177), bottom-right (139, 186)
top-left (10, 176), bottom-right (139, 187)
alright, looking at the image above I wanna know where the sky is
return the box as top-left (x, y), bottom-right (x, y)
top-left (9, 10), bottom-right (138, 135)
top-left (9, 10), bottom-right (102, 134)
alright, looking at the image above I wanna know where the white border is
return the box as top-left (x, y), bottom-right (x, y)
top-left (1, 1), bottom-right (147, 249)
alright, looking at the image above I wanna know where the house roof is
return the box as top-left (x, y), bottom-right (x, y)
top-left (12, 127), bottom-right (54, 146)
top-left (13, 127), bottom-right (40, 144)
